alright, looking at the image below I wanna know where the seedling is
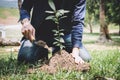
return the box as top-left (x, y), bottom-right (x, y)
top-left (45, 0), bottom-right (69, 52)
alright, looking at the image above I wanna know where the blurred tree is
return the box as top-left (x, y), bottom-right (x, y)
top-left (98, 0), bottom-right (112, 43)
top-left (86, 0), bottom-right (115, 42)
top-left (106, 0), bottom-right (120, 35)
top-left (84, 12), bottom-right (93, 33)
top-left (85, 0), bottom-right (99, 33)
top-left (86, 0), bottom-right (120, 41)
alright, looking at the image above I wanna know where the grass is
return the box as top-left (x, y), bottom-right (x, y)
top-left (0, 49), bottom-right (119, 80)
top-left (0, 31), bottom-right (120, 80)
top-left (0, 8), bottom-right (19, 19)
top-left (89, 50), bottom-right (120, 79)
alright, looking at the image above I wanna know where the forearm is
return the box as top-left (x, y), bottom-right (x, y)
top-left (21, 18), bottom-right (35, 42)
top-left (21, 18), bottom-right (30, 26)
top-left (19, 0), bottom-right (34, 21)
top-left (19, 8), bottom-right (30, 21)
top-left (19, 0), bottom-right (35, 41)
top-left (71, 0), bottom-right (86, 48)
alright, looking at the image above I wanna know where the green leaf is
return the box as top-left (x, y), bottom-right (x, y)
top-left (56, 43), bottom-right (60, 46)
top-left (56, 11), bottom-right (62, 17)
top-left (60, 46), bottom-right (65, 50)
top-left (54, 38), bottom-right (59, 41)
top-left (55, 21), bottom-right (59, 24)
top-left (48, 0), bottom-right (56, 11)
top-left (59, 29), bottom-right (64, 31)
top-left (54, 33), bottom-right (58, 36)
top-left (60, 33), bottom-right (64, 36)
top-left (60, 38), bottom-right (64, 43)
top-left (52, 30), bottom-right (58, 33)
top-left (52, 18), bottom-right (58, 23)
top-left (53, 42), bottom-right (58, 45)
top-left (45, 11), bottom-right (55, 14)
top-left (45, 15), bottom-right (55, 20)
top-left (58, 9), bottom-right (70, 14)
top-left (59, 16), bottom-right (67, 20)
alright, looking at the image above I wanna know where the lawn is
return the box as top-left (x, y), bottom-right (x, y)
top-left (0, 30), bottom-right (120, 80)
top-left (0, 49), bottom-right (119, 80)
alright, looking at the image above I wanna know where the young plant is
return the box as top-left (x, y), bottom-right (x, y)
top-left (45, 0), bottom-right (69, 52)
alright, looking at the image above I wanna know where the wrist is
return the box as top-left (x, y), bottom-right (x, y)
top-left (21, 18), bottom-right (30, 26)
top-left (72, 47), bottom-right (80, 57)
top-left (73, 47), bottom-right (79, 51)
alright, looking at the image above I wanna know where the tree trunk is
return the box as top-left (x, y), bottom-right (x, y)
top-left (88, 15), bottom-right (93, 33)
top-left (97, 0), bottom-right (111, 43)
top-left (119, 24), bottom-right (120, 35)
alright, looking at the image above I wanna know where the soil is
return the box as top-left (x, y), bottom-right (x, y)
top-left (27, 50), bottom-right (90, 74)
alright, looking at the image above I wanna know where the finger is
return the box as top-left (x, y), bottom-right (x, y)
top-left (21, 26), bottom-right (28, 36)
top-left (75, 59), bottom-right (79, 64)
top-left (74, 56), bottom-right (85, 64)
top-left (32, 28), bottom-right (35, 38)
top-left (30, 28), bottom-right (35, 42)
top-left (31, 35), bottom-right (35, 42)
top-left (79, 60), bottom-right (84, 64)
top-left (24, 29), bottom-right (29, 39)
top-left (21, 28), bottom-right (25, 35)
top-left (28, 29), bottom-right (35, 42)
top-left (28, 29), bottom-right (32, 41)
top-left (75, 57), bottom-right (80, 64)
top-left (79, 59), bottom-right (85, 64)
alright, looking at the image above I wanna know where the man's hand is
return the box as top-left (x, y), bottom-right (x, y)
top-left (21, 18), bottom-right (35, 42)
top-left (71, 47), bottom-right (85, 64)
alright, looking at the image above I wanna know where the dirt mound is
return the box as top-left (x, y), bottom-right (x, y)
top-left (28, 50), bottom-right (90, 74)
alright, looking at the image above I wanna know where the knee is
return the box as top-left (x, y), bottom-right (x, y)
top-left (79, 46), bottom-right (92, 62)
top-left (17, 39), bottom-right (35, 63)
top-left (17, 47), bottom-right (34, 63)
top-left (80, 52), bottom-right (92, 62)
top-left (82, 55), bottom-right (92, 62)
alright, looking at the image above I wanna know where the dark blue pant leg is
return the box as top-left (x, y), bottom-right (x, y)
top-left (63, 34), bottom-right (72, 53)
top-left (17, 39), bottom-right (48, 64)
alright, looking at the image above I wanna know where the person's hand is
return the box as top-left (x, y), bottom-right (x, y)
top-left (71, 47), bottom-right (85, 64)
top-left (21, 18), bottom-right (35, 42)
